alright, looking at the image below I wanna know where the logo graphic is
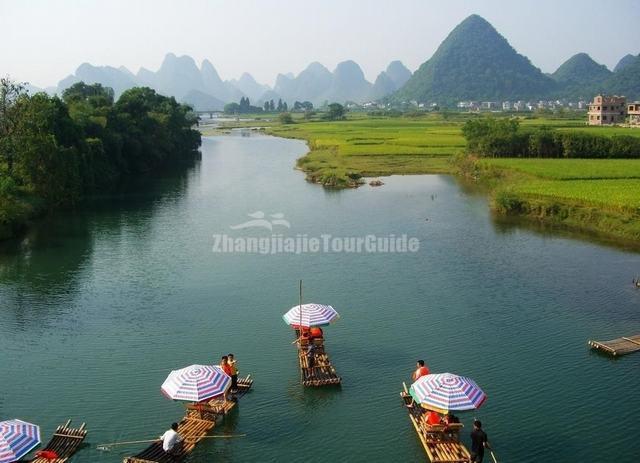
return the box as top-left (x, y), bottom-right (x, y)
top-left (214, 210), bottom-right (420, 254)
top-left (229, 211), bottom-right (291, 231)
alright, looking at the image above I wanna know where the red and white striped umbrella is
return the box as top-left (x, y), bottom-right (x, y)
top-left (409, 373), bottom-right (487, 412)
top-left (283, 303), bottom-right (339, 328)
top-left (161, 364), bottom-right (231, 402)
top-left (0, 419), bottom-right (41, 463)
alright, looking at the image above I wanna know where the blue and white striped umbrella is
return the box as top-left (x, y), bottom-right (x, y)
top-left (0, 419), bottom-right (41, 463)
top-left (161, 364), bottom-right (231, 402)
top-left (283, 303), bottom-right (340, 328)
top-left (409, 373), bottom-right (487, 412)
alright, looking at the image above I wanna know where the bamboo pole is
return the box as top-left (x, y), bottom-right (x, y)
top-left (97, 434), bottom-right (246, 449)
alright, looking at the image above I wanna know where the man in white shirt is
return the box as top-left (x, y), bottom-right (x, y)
top-left (160, 422), bottom-right (182, 456)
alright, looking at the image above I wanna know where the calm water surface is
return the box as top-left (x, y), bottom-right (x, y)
top-left (1, 133), bottom-right (639, 462)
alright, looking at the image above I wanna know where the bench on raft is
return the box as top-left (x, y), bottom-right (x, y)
top-left (184, 375), bottom-right (253, 419)
top-left (400, 388), bottom-right (472, 463)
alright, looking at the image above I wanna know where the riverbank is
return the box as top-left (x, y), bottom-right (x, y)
top-left (259, 114), bottom-right (640, 243)
top-left (458, 156), bottom-right (640, 243)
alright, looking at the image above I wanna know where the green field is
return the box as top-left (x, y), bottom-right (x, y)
top-left (482, 158), bottom-right (640, 180)
top-left (267, 115), bottom-right (466, 186)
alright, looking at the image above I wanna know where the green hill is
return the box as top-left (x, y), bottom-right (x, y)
top-left (605, 54), bottom-right (640, 100)
top-left (614, 54), bottom-right (637, 73)
top-left (551, 53), bottom-right (612, 99)
top-left (394, 15), bottom-right (556, 104)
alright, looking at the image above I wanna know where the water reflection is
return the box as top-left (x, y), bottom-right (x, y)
top-left (0, 158), bottom-right (201, 324)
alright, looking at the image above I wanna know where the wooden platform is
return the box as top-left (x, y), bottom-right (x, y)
top-left (589, 334), bottom-right (640, 356)
top-left (25, 420), bottom-right (87, 463)
top-left (123, 375), bottom-right (253, 463)
top-left (400, 385), bottom-right (471, 463)
top-left (295, 331), bottom-right (341, 387)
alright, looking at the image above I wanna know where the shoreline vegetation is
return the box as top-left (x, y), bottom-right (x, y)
top-left (0, 79), bottom-right (201, 241)
top-left (207, 110), bottom-right (640, 244)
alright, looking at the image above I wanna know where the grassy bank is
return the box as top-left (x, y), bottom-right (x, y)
top-left (460, 156), bottom-right (640, 241)
top-left (266, 114), bottom-right (464, 187)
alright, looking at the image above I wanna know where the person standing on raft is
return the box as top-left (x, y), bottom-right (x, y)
top-left (220, 356), bottom-right (233, 401)
top-left (470, 419), bottom-right (491, 463)
top-left (412, 360), bottom-right (430, 381)
top-left (228, 353), bottom-right (238, 393)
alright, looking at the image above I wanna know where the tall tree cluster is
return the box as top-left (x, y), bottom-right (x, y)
top-left (0, 78), bottom-right (201, 221)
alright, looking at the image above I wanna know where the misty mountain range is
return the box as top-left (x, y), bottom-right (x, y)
top-left (31, 15), bottom-right (639, 109)
top-left (48, 53), bottom-right (411, 111)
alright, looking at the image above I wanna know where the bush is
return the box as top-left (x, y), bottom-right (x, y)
top-left (463, 117), bottom-right (640, 159)
top-left (279, 112), bottom-right (294, 124)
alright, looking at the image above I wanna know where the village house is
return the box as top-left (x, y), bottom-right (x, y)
top-left (588, 95), bottom-right (626, 125)
top-left (627, 101), bottom-right (640, 126)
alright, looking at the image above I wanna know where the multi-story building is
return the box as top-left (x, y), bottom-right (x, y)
top-left (627, 102), bottom-right (640, 126)
top-left (587, 95), bottom-right (626, 125)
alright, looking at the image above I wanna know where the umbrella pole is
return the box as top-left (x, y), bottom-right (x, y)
top-left (299, 279), bottom-right (303, 384)
top-left (299, 279), bottom-right (303, 329)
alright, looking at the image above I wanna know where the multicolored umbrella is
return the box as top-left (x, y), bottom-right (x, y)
top-left (409, 373), bottom-right (487, 412)
top-left (0, 419), bottom-right (41, 463)
top-left (161, 364), bottom-right (231, 402)
top-left (282, 303), bottom-right (339, 328)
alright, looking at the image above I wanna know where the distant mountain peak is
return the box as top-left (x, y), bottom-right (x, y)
top-left (394, 14), bottom-right (555, 103)
top-left (614, 53), bottom-right (637, 72)
top-left (385, 60), bottom-right (412, 89)
top-left (551, 53), bottom-right (611, 99)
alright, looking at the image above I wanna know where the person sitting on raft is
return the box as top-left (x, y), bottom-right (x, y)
top-left (443, 412), bottom-right (460, 425)
top-left (160, 422), bottom-right (183, 457)
top-left (425, 410), bottom-right (443, 426)
top-left (412, 360), bottom-right (430, 381)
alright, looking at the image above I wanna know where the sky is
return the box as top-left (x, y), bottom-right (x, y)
top-left (2, 0), bottom-right (639, 89)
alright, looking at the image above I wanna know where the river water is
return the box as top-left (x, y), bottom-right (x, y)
top-left (1, 133), bottom-right (639, 462)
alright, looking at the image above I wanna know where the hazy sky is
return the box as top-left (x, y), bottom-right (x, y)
top-left (2, 0), bottom-right (639, 88)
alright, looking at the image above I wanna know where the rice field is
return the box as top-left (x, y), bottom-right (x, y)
top-left (509, 178), bottom-right (640, 211)
top-left (482, 158), bottom-right (640, 180)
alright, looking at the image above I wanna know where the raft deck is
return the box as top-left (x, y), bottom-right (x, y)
top-left (26, 420), bottom-right (87, 463)
top-left (295, 330), bottom-right (341, 387)
top-left (400, 384), bottom-right (471, 463)
top-left (123, 375), bottom-right (253, 463)
top-left (589, 334), bottom-right (640, 356)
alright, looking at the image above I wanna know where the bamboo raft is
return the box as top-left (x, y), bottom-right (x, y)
top-left (588, 334), bottom-right (640, 356)
top-left (400, 384), bottom-right (471, 463)
top-left (25, 420), bottom-right (87, 463)
top-left (123, 375), bottom-right (253, 463)
top-left (295, 330), bottom-right (341, 387)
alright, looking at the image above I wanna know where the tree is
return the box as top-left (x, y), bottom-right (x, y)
top-left (269, 100), bottom-right (275, 111)
top-left (277, 99), bottom-right (283, 112)
top-left (325, 103), bottom-right (346, 121)
top-left (282, 102), bottom-right (288, 112)
top-left (263, 101), bottom-right (270, 112)
top-left (0, 77), bottom-right (26, 173)
top-left (12, 93), bottom-right (83, 203)
top-left (224, 102), bottom-right (240, 114)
